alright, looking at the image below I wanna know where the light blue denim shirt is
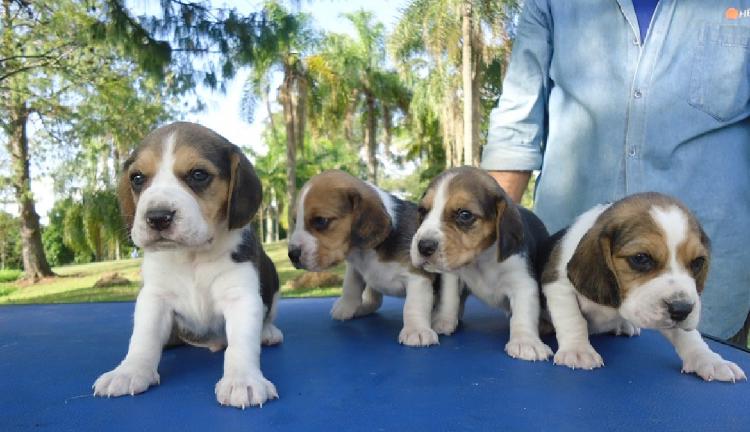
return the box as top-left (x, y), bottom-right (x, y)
top-left (481, 0), bottom-right (750, 338)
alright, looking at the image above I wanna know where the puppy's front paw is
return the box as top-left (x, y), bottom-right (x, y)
top-left (682, 351), bottom-right (747, 383)
top-left (330, 298), bottom-right (360, 320)
top-left (399, 326), bottom-right (439, 347)
top-left (554, 344), bottom-right (604, 370)
top-left (261, 323), bottom-right (284, 346)
top-left (215, 372), bottom-right (278, 409)
top-left (93, 364), bottom-right (159, 397)
top-left (431, 315), bottom-right (459, 336)
top-left (505, 337), bottom-right (552, 361)
top-left (612, 320), bottom-right (640, 337)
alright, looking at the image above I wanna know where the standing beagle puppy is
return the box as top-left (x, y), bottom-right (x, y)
top-left (411, 166), bottom-right (552, 361)
top-left (93, 122), bottom-right (283, 408)
top-left (542, 192), bottom-right (745, 382)
top-left (288, 170), bottom-right (461, 346)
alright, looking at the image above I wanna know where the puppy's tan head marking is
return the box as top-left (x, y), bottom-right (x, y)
top-left (567, 192), bottom-right (710, 328)
top-left (118, 122), bottom-right (261, 249)
top-left (412, 166), bottom-right (523, 271)
top-left (289, 170), bottom-right (391, 270)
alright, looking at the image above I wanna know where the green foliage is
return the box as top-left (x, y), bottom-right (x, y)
top-left (0, 212), bottom-right (22, 270)
top-left (0, 269), bottom-right (22, 283)
top-left (42, 201), bottom-right (76, 267)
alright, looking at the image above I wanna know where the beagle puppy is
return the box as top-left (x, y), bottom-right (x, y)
top-left (411, 166), bottom-right (553, 361)
top-left (93, 122), bottom-right (283, 408)
top-left (542, 192), bottom-right (746, 382)
top-left (287, 170), bottom-right (461, 346)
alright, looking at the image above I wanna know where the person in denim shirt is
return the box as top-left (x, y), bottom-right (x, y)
top-left (481, 0), bottom-right (750, 342)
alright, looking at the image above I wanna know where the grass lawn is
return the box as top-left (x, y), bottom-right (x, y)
top-left (0, 241), bottom-right (343, 305)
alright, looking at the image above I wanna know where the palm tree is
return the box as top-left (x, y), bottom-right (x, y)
top-left (391, 0), bottom-right (518, 167)
top-left (307, 11), bottom-right (408, 184)
top-left (240, 1), bottom-right (315, 232)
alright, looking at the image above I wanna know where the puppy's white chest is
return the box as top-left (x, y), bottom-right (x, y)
top-left (141, 252), bottom-right (233, 342)
top-left (348, 250), bottom-right (407, 297)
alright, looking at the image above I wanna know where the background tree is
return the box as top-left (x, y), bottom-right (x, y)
top-left (390, 0), bottom-right (518, 167)
top-left (240, 1), bottom-right (316, 232)
top-left (309, 11), bottom-right (408, 185)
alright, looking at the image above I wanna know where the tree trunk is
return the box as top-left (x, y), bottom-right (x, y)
top-left (453, 102), bottom-right (464, 167)
top-left (364, 93), bottom-right (378, 184)
top-left (462, 0), bottom-right (474, 166)
top-left (8, 104), bottom-right (55, 281)
top-left (295, 75), bottom-right (307, 154)
top-left (383, 105), bottom-right (392, 158)
top-left (280, 63), bottom-right (297, 233)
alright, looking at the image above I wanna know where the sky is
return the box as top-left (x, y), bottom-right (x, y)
top-left (29, 0), bottom-right (409, 222)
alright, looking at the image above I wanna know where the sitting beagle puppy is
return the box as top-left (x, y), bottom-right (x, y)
top-left (542, 192), bottom-right (746, 382)
top-left (287, 170), bottom-right (461, 346)
top-left (93, 122), bottom-right (283, 408)
top-left (411, 166), bottom-right (553, 361)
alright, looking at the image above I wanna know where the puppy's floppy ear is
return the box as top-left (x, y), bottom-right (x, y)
top-left (567, 222), bottom-right (621, 307)
top-left (117, 163), bottom-right (136, 231)
top-left (227, 149), bottom-right (262, 230)
top-left (348, 187), bottom-right (391, 249)
top-left (694, 223), bottom-right (711, 294)
top-left (496, 197), bottom-right (524, 262)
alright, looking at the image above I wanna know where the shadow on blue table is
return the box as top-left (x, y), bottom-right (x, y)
top-left (1, 297), bottom-right (749, 431)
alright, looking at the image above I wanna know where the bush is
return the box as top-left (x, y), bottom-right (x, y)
top-left (0, 269), bottom-right (22, 283)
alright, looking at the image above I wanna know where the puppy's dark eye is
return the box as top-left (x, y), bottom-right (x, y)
top-left (627, 253), bottom-right (655, 272)
top-left (455, 209), bottom-right (475, 226)
top-left (310, 216), bottom-right (330, 231)
top-left (417, 206), bottom-right (428, 220)
top-left (185, 169), bottom-right (212, 191)
top-left (690, 256), bottom-right (706, 275)
top-left (130, 172), bottom-right (146, 190)
top-left (189, 169), bottom-right (210, 183)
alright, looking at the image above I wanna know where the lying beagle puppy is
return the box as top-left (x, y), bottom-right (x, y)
top-left (411, 166), bottom-right (553, 361)
top-left (542, 192), bottom-right (746, 382)
top-left (287, 170), bottom-right (461, 346)
top-left (93, 122), bottom-right (283, 408)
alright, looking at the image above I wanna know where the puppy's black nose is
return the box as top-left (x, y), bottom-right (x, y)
top-left (667, 300), bottom-right (694, 322)
top-left (418, 239), bottom-right (438, 257)
top-left (288, 246), bottom-right (302, 266)
top-left (145, 209), bottom-right (175, 231)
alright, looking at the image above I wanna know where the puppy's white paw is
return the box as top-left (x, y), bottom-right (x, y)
top-left (93, 364), bottom-right (159, 397)
top-left (682, 351), bottom-right (747, 383)
top-left (431, 315), bottom-right (459, 336)
top-left (330, 298), bottom-right (360, 320)
top-left (612, 320), bottom-right (640, 337)
top-left (261, 323), bottom-right (284, 346)
top-left (399, 326), bottom-right (439, 347)
top-left (554, 344), bottom-right (604, 370)
top-left (215, 372), bottom-right (278, 409)
top-left (505, 336), bottom-right (552, 361)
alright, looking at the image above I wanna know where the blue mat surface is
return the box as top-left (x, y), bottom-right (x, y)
top-left (1, 296), bottom-right (749, 431)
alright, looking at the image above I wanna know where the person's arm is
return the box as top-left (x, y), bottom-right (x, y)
top-left (488, 170), bottom-right (530, 204)
top-left (480, 0), bottom-right (551, 200)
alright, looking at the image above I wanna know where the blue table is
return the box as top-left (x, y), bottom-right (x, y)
top-left (2, 297), bottom-right (749, 431)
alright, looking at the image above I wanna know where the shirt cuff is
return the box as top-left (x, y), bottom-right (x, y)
top-left (480, 143), bottom-right (543, 171)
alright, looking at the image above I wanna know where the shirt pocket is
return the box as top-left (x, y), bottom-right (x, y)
top-left (688, 24), bottom-right (750, 122)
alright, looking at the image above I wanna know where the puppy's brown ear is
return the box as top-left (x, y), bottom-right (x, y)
top-left (496, 197), bottom-right (524, 262)
top-left (117, 168), bottom-right (136, 231)
top-left (349, 187), bottom-right (391, 249)
top-left (694, 224), bottom-right (711, 294)
top-left (567, 223), bottom-right (621, 307)
top-left (227, 149), bottom-right (262, 230)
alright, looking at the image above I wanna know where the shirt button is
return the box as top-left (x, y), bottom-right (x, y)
top-left (634, 89), bottom-right (642, 98)
top-left (628, 148), bottom-right (637, 157)
top-left (633, 37), bottom-right (639, 45)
